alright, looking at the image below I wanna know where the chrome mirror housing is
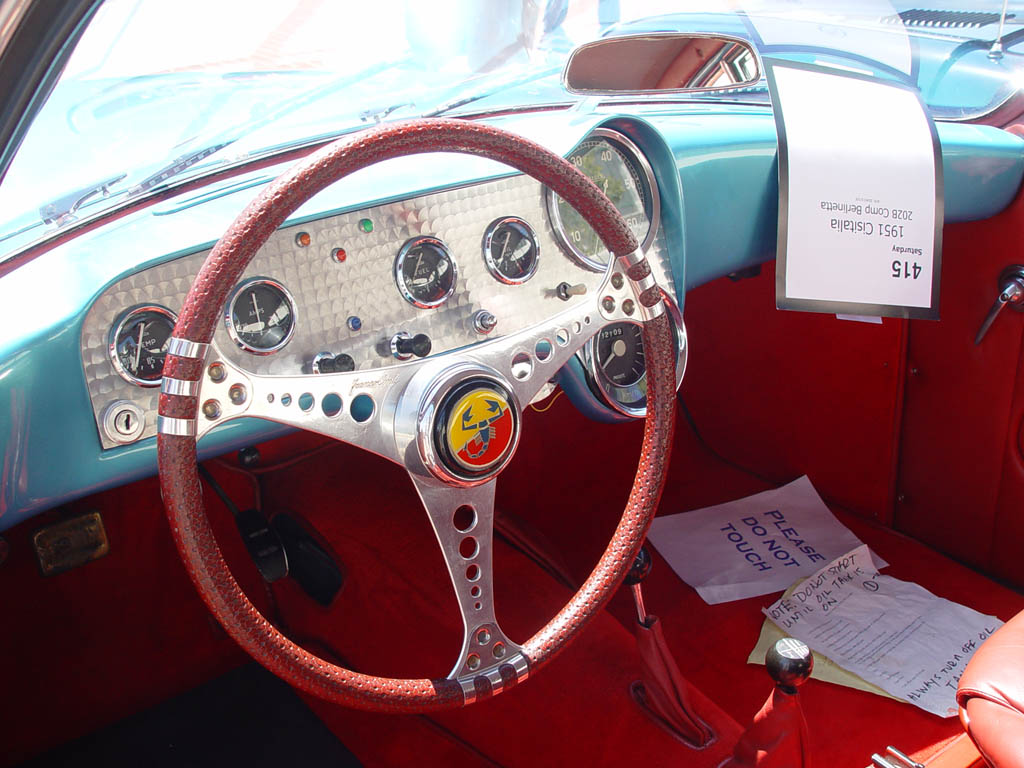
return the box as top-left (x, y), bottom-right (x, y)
top-left (564, 33), bottom-right (760, 95)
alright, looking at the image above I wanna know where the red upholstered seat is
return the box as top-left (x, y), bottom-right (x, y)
top-left (957, 611), bottom-right (1024, 767)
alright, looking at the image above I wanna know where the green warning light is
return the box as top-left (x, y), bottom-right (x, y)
top-left (358, 218), bottom-right (373, 234)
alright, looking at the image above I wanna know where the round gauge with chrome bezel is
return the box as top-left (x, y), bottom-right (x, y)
top-left (482, 217), bottom-right (539, 284)
top-left (581, 298), bottom-right (686, 418)
top-left (395, 236), bottom-right (457, 308)
top-left (546, 128), bottom-right (660, 272)
top-left (108, 304), bottom-right (177, 386)
top-left (225, 277), bottom-right (297, 355)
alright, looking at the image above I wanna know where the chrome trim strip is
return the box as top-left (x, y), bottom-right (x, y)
top-left (161, 377), bottom-right (199, 397)
top-left (457, 677), bottom-right (477, 706)
top-left (157, 415), bottom-right (196, 437)
top-left (640, 298), bottom-right (666, 320)
top-left (167, 337), bottom-right (210, 360)
top-left (616, 248), bottom-right (646, 271)
top-left (632, 272), bottom-right (658, 294)
top-left (506, 652), bottom-right (529, 682)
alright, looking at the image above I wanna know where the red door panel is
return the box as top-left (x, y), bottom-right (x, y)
top-left (897, 188), bottom-right (1024, 586)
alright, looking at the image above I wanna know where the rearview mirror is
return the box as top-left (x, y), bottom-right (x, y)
top-left (564, 33), bottom-right (761, 95)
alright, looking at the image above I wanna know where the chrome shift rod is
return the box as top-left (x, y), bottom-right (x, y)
top-left (625, 546), bottom-right (653, 624)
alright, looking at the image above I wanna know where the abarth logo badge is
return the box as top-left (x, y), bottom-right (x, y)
top-left (445, 387), bottom-right (515, 472)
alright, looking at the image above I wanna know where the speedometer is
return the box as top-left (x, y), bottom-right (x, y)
top-left (547, 129), bottom-right (659, 272)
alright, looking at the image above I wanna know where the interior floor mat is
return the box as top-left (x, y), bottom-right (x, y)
top-left (18, 663), bottom-right (362, 768)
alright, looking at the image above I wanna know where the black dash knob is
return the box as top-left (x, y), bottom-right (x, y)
top-left (765, 637), bottom-right (813, 693)
top-left (624, 546), bottom-right (652, 586)
top-left (333, 353), bottom-right (355, 372)
top-left (392, 332), bottom-right (432, 360)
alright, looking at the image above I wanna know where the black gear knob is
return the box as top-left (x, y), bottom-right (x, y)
top-left (625, 546), bottom-right (652, 586)
top-left (765, 637), bottom-right (813, 693)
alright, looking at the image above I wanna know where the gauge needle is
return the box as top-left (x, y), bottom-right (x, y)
top-left (134, 322), bottom-right (146, 371)
top-left (251, 292), bottom-right (263, 327)
top-left (499, 231), bottom-right (512, 263)
top-left (602, 339), bottom-right (627, 369)
top-left (602, 179), bottom-right (609, 195)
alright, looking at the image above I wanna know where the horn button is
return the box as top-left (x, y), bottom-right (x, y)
top-left (432, 378), bottom-right (520, 482)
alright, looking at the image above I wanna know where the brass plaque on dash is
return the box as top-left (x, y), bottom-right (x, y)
top-left (32, 512), bottom-right (109, 576)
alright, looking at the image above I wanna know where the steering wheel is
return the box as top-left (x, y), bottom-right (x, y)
top-left (157, 118), bottom-right (677, 713)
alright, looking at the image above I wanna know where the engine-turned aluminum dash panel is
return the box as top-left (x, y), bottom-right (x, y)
top-left (81, 172), bottom-right (675, 449)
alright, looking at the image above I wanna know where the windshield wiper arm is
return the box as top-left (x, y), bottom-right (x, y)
top-left (127, 139), bottom-right (236, 196)
top-left (39, 172), bottom-right (127, 225)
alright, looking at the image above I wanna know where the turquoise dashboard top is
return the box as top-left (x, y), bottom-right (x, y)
top-left (0, 105), bottom-right (1021, 531)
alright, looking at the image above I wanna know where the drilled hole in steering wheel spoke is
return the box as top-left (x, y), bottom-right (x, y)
top-left (453, 505), bottom-right (476, 532)
top-left (510, 352), bottom-right (533, 381)
top-left (459, 536), bottom-right (478, 559)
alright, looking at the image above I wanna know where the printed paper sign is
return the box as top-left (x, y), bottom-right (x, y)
top-left (768, 60), bottom-right (942, 319)
top-left (647, 476), bottom-right (886, 604)
top-left (765, 545), bottom-right (1002, 717)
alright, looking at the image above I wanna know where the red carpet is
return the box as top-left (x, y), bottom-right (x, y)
top-left (3, 395), bottom-right (1021, 766)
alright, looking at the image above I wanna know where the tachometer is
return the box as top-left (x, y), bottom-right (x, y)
top-left (109, 305), bottom-right (177, 386)
top-left (225, 277), bottom-right (296, 354)
top-left (547, 129), bottom-right (659, 272)
top-left (395, 236), bottom-right (457, 308)
top-left (581, 298), bottom-right (686, 418)
top-left (597, 323), bottom-right (646, 387)
top-left (483, 217), bottom-right (539, 284)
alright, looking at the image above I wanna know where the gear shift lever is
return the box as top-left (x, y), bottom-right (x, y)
top-left (766, 637), bottom-right (813, 694)
top-left (721, 638), bottom-right (813, 767)
top-left (625, 545), bottom-right (653, 624)
top-left (626, 545), bottom-right (714, 747)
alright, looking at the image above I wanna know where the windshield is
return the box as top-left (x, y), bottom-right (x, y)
top-left (2, 0), bottom-right (1023, 259)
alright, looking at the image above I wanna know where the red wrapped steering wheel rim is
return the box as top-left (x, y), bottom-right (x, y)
top-left (157, 118), bottom-right (676, 712)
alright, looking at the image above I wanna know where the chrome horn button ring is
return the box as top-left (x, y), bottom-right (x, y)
top-left (433, 378), bottom-right (519, 481)
top-left (411, 364), bottom-right (523, 487)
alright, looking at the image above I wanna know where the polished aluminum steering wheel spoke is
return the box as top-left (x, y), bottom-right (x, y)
top-left (191, 351), bottom-right (420, 464)
top-left (408, 472), bottom-right (528, 702)
top-left (451, 277), bottom-right (643, 409)
top-left (189, 265), bottom-right (648, 469)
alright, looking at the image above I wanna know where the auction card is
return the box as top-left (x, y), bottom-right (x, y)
top-left (767, 60), bottom-right (943, 319)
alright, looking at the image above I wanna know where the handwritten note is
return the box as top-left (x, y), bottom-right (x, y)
top-left (764, 545), bottom-right (1002, 717)
top-left (648, 476), bottom-right (886, 604)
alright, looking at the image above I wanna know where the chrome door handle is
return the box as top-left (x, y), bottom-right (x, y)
top-left (975, 265), bottom-right (1024, 345)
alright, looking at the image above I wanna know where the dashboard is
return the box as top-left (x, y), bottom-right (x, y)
top-left (1, 109), bottom-right (1021, 531)
top-left (80, 129), bottom-right (680, 450)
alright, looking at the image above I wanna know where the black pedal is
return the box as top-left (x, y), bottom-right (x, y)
top-left (235, 508), bottom-right (288, 583)
top-left (270, 513), bottom-right (345, 607)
